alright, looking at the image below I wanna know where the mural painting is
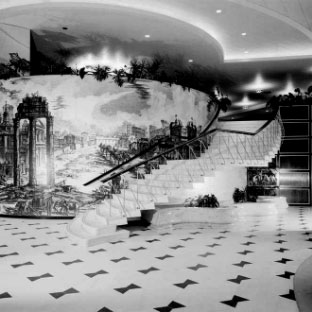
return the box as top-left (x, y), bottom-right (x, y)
top-left (0, 75), bottom-right (211, 217)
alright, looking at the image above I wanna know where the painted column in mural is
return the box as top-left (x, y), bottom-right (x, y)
top-left (13, 118), bottom-right (20, 186)
top-left (28, 117), bottom-right (36, 186)
top-left (46, 115), bottom-right (55, 187)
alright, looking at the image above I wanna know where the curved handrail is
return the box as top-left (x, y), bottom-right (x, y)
top-left (84, 104), bottom-right (221, 186)
top-left (84, 107), bottom-right (281, 186)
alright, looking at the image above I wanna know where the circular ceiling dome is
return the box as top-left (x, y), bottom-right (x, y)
top-left (0, 2), bottom-right (223, 67)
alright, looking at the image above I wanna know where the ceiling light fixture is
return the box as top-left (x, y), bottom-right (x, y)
top-left (241, 73), bottom-right (275, 92)
top-left (216, 9), bottom-right (222, 13)
top-left (188, 59), bottom-right (193, 63)
top-left (244, 50), bottom-right (249, 54)
top-left (277, 77), bottom-right (296, 95)
top-left (144, 34), bottom-right (150, 38)
top-left (241, 32), bottom-right (247, 36)
top-left (234, 94), bottom-right (259, 107)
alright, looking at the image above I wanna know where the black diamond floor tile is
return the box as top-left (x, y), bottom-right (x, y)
top-left (97, 307), bottom-right (114, 312)
top-left (154, 301), bottom-right (185, 312)
top-left (11, 261), bottom-right (34, 268)
top-left (274, 240), bottom-right (287, 244)
top-left (0, 292), bottom-right (12, 299)
top-left (138, 266), bottom-right (159, 274)
top-left (20, 237), bottom-right (36, 241)
top-left (174, 279), bottom-right (198, 289)
top-left (221, 295), bottom-right (249, 308)
top-left (275, 248), bottom-right (289, 253)
top-left (275, 258), bottom-right (293, 264)
top-left (57, 236), bottom-right (68, 240)
top-left (214, 236), bottom-right (226, 240)
top-left (276, 271), bottom-right (295, 279)
top-left (89, 248), bottom-right (106, 254)
top-left (233, 261), bottom-right (252, 268)
top-left (276, 233), bottom-right (286, 237)
top-left (245, 235), bottom-right (256, 238)
top-left (50, 287), bottom-right (79, 299)
top-left (12, 232), bottom-right (26, 235)
top-left (146, 239), bottom-right (160, 243)
top-left (237, 250), bottom-right (253, 255)
top-left (129, 233), bottom-right (139, 238)
top-left (227, 275), bottom-right (250, 284)
top-left (241, 242), bottom-right (255, 246)
top-left (115, 283), bottom-right (141, 294)
top-left (131, 247), bottom-right (146, 252)
top-left (170, 245), bottom-right (184, 250)
top-left (198, 252), bottom-right (215, 257)
top-left (111, 257), bottom-right (129, 263)
top-left (0, 252), bottom-right (19, 258)
top-left (280, 289), bottom-right (296, 301)
top-left (156, 254), bottom-right (174, 260)
top-left (62, 259), bottom-right (83, 265)
top-left (207, 243), bottom-right (220, 248)
top-left (187, 264), bottom-right (207, 271)
top-left (28, 273), bottom-right (53, 281)
top-left (85, 270), bottom-right (108, 278)
top-left (31, 243), bottom-right (49, 248)
top-left (45, 250), bottom-right (64, 256)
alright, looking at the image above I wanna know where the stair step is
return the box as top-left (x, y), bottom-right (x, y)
top-left (82, 210), bottom-right (117, 235)
top-left (67, 215), bottom-right (130, 247)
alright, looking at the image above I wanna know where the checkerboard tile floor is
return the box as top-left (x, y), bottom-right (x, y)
top-left (0, 206), bottom-right (312, 311)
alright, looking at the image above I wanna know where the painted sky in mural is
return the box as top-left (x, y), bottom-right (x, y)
top-left (0, 76), bottom-right (209, 134)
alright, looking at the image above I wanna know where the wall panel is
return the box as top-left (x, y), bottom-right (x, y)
top-left (278, 104), bottom-right (311, 206)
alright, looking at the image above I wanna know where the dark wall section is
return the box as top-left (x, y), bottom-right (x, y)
top-left (278, 105), bottom-right (311, 205)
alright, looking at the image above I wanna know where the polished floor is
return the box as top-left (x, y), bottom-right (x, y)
top-left (0, 206), bottom-right (311, 312)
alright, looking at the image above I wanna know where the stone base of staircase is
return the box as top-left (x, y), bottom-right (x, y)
top-left (142, 204), bottom-right (235, 226)
top-left (67, 215), bottom-right (130, 247)
top-left (142, 196), bottom-right (288, 226)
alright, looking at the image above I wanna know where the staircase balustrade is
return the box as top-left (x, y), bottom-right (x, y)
top-left (67, 109), bottom-right (284, 246)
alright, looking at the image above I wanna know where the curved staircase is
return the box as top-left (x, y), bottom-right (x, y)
top-left (67, 115), bottom-right (283, 246)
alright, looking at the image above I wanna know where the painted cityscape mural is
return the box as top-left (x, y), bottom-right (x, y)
top-left (0, 75), bottom-right (211, 217)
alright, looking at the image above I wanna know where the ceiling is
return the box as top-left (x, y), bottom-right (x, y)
top-left (0, 0), bottom-right (312, 111)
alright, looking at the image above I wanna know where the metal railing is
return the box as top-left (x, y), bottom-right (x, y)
top-left (84, 109), bottom-right (283, 219)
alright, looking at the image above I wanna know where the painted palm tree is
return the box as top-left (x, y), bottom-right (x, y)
top-left (8, 53), bottom-right (30, 76)
top-left (92, 65), bottom-right (111, 82)
top-left (112, 68), bottom-right (126, 87)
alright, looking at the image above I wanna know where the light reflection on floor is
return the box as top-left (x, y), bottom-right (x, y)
top-left (0, 206), bottom-right (311, 312)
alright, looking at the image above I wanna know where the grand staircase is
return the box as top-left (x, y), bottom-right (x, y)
top-left (67, 113), bottom-right (284, 246)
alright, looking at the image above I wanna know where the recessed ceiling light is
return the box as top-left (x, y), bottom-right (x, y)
top-left (216, 9), bottom-right (222, 14)
top-left (241, 73), bottom-right (275, 92)
top-left (244, 50), bottom-right (249, 54)
top-left (188, 59), bottom-right (193, 63)
top-left (144, 34), bottom-right (150, 38)
top-left (241, 32), bottom-right (247, 36)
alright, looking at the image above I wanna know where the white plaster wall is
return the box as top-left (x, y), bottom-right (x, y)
top-left (170, 165), bottom-right (247, 205)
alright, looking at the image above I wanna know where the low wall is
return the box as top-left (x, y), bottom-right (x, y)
top-left (142, 197), bottom-right (288, 226)
top-left (142, 206), bottom-right (235, 226)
